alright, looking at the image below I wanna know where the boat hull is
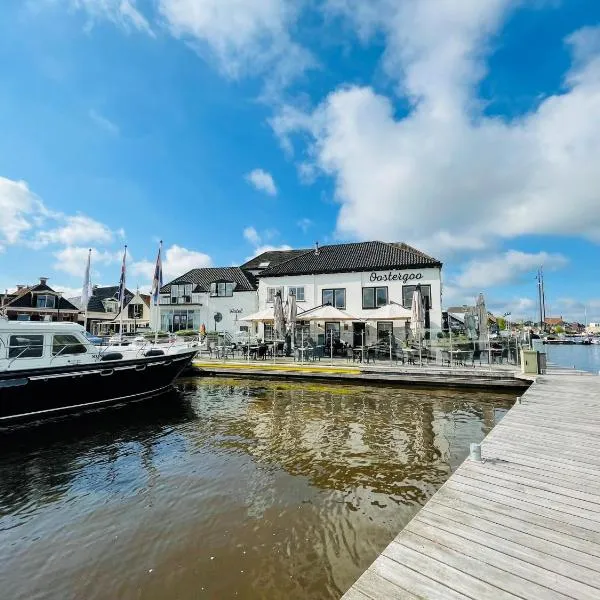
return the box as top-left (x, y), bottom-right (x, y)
top-left (0, 350), bottom-right (197, 423)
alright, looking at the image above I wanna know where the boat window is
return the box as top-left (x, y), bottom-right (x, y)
top-left (8, 335), bottom-right (44, 359)
top-left (52, 334), bottom-right (87, 356)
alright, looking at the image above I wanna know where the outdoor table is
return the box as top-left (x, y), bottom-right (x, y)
top-left (296, 346), bottom-right (315, 361)
top-left (402, 348), bottom-right (420, 365)
top-left (447, 349), bottom-right (471, 366)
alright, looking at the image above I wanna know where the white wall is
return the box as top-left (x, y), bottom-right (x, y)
top-left (155, 291), bottom-right (258, 334)
top-left (257, 267), bottom-right (443, 344)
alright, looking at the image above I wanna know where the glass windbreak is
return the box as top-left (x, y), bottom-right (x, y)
top-left (52, 334), bottom-right (87, 356)
top-left (8, 334), bottom-right (44, 358)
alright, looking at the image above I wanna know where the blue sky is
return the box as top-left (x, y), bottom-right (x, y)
top-left (1, 0), bottom-right (600, 323)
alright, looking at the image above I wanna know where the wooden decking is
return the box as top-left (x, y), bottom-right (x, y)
top-left (342, 369), bottom-right (600, 599)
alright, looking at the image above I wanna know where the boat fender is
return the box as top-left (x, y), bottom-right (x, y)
top-left (101, 352), bottom-right (124, 361)
top-left (144, 349), bottom-right (165, 357)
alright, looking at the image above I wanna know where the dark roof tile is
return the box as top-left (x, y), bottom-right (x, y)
top-left (240, 249), bottom-right (311, 271)
top-left (258, 241), bottom-right (441, 277)
top-left (160, 267), bottom-right (256, 294)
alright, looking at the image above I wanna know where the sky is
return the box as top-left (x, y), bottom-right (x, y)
top-left (1, 0), bottom-right (600, 323)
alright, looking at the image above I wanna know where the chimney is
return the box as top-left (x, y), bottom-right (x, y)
top-left (314, 241), bottom-right (320, 256)
top-left (39, 277), bottom-right (48, 286)
top-left (16, 285), bottom-right (25, 291)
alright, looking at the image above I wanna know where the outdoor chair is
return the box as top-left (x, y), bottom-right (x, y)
top-left (346, 347), bottom-right (354, 363)
top-left (257, 345), bottom-right (268, 360)
top-left (198, 342), bottom-right (213, 359)
top-left (472, 349), bottom-right (483, 366)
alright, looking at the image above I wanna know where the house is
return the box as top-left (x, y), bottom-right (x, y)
top-left (97, 292), bottom-right (152, 335)
top-left (0, 278), bottom-right (80, 322)
top-left (156, 267), bottom-right (258, 334)
top-left (254, 241), bottom-right (443, 346)
top-left (72, 285), bottom-right (134, 333)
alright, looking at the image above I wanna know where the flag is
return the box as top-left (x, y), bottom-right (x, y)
top-left (81, 248), bottom-right (92, 311)
top-left (117, 245), bottom-right (127, 310)
top-left (151, 241), bottom-right (163, 307)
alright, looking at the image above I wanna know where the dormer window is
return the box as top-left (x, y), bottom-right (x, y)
top-left (103, 299), bottom-right (118, 312)
top-left (258, 261), bottom-right (270, 268)
top-left (210, 282), bottom-right (235, 297)
top-left (36, 295), bottom-right (55, 309)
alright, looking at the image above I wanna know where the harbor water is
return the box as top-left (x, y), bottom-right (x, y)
top-left (535, 341), bottom-right (600, 374)
top-left (0, 378), bottom-right (515, 600)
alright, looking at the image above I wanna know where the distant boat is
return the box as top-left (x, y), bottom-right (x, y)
top-left (1, 320), bottom-right (197, 424)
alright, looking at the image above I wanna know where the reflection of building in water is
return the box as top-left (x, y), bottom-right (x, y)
top-left (197, 380), bottom-right (513, 505)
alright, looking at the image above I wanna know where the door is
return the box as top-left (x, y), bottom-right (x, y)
top-left (353, 322), bottom-right (365, 347)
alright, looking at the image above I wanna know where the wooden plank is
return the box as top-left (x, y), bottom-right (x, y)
top-left (392, 531), bottom-right (573, 600)
top-left (443, 479), bottom-right (600, 535)
top-left (415, 510), bottom-right (600, 591)
top-left (434, 485), bottom-right (600, 548)
top-left (347, 570), bottom-right (419, 600)
top-left (456, 467), bottom-right (600, 514)
top-left (426, 498), bottom-right (600, 571)
top-left (380, 544), bottom-right (517, 599)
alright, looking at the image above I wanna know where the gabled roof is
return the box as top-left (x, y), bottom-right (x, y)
top-left (73, 286), bottom-right (134, 313)
top-left (240, 249), bottom-right (311, 271)
top-left (4, 283), bottom-right (79, 311)
top-left (160, 267), bottom-right (257, 293)
top-left (258, 241), bottom-right (441, 277)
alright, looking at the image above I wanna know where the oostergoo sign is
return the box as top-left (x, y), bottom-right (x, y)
top-left (369, 271), bottom-right (424, 284)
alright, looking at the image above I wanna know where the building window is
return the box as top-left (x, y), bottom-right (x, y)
top-left (103, 299), bottom-right (119, 313)
top-left (362, 287), bottom-right (388, 309)
top-left (8, 334), bottom-right (44, 358)
top-left (263, 323), bottom-right (274, 340)
top-left (288, 287), bottom-right (305, 301)
top-left (52, 334), bottom-right (87, 356)
top-left (210, 282), bottom-right (235, 297)
top-left (36, 295), bottom-right (55, 309)
top-left (171, 283), bottom-right (193, 303)
top-left (266, 287), bottom-right (284, 303)
top-left (128, 303), bottom-right (143, 319)
top-left (402, 285), bottom-right (432, 310)
top-left (322, 288), bottom-right (346, 309)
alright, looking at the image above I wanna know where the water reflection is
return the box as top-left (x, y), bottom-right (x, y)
top-left (0, 378), bottom-right (514, 600)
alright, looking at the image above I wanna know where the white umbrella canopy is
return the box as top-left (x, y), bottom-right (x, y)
top-left (239, 307), bottom-right (275, 322)
top-left (286, 293), bottom-right (297, 330)
top-left (410, 287), bottom-right (425, 337)
top-left (476, 293), bottom-right (488, 342)
top-left (368, 302), bottom-right (411, 321)
top-left (299, 304), bottom-right (357, 321)
top-left (273, 291), bottom-right (286, 339)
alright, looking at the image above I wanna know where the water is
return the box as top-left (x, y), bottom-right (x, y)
top-left (0, 378), bottom-right (515, 600)
top-left (537, 342), bottom-right (600, 374)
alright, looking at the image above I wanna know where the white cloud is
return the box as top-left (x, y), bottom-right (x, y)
top-left (243, 226), bottom-right (261, 245)
top-left (89, 109), bottom-right (120, 136)
top-left (245, 168), bottom-right (277, 196)
top-left (158, 0), bottom-right (312, 86)
top-left (64, 0), bottom-right (154, 35)
top-left (0, 177), bottom-right (49, 248)
top-left (455, 250), bottom-right (568, 289)
top-left (37, 215), bottom-right (115, 246)
top-left (53, 246), bottom-right (121, 277)
top-left (275, 8), bottom-right (600, 254)
top-left (132, 244), bottom-right (213, 282)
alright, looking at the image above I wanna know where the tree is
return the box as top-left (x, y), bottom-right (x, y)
top-left (496, 317), bottom-right (506, 330)
top-left (554, 325), bottom-right (564, 334)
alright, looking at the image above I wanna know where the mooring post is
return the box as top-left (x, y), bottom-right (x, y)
top-left (517, 396), bottom-right (521, 404)
top-left (469, 443), bottom-right (482, 462)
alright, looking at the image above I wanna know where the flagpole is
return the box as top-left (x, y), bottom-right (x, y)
top-left (119, 245), bottom-right (127, 338)
top-left (153, 240), bottom-right (163, 345)
top-left (83, 248), bottom-right (91, 332)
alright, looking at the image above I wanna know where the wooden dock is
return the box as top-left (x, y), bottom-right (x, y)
top-left (342, 369), bottom-right (600, 599)
top-left (190, 360), bottom-right (529, 389)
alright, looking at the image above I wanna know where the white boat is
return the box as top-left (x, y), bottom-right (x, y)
top-left (0, 320), bottom-right (197, 423)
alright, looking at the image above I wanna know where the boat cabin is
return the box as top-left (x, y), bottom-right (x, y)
top-left (0, 321), bottom-right (96, 371)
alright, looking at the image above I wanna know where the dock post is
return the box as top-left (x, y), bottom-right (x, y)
top-left (469, 443), bottom-right (482, 462)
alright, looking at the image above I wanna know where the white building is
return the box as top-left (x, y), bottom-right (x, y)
top-left (252, 241), bottom-right (443, 346)
top-left (156, 267), bottom-right (258, 334)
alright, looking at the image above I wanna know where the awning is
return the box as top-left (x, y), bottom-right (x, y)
top-left (239, 307), bottom-right (275, 322)
top-left (365, 303), bottom-right (412, 320)
top-left (298, 305), bottom-right (357, 321)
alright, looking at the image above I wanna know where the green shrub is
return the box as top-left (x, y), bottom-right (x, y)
top-left (174, 329), bottom-right (198, 336)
